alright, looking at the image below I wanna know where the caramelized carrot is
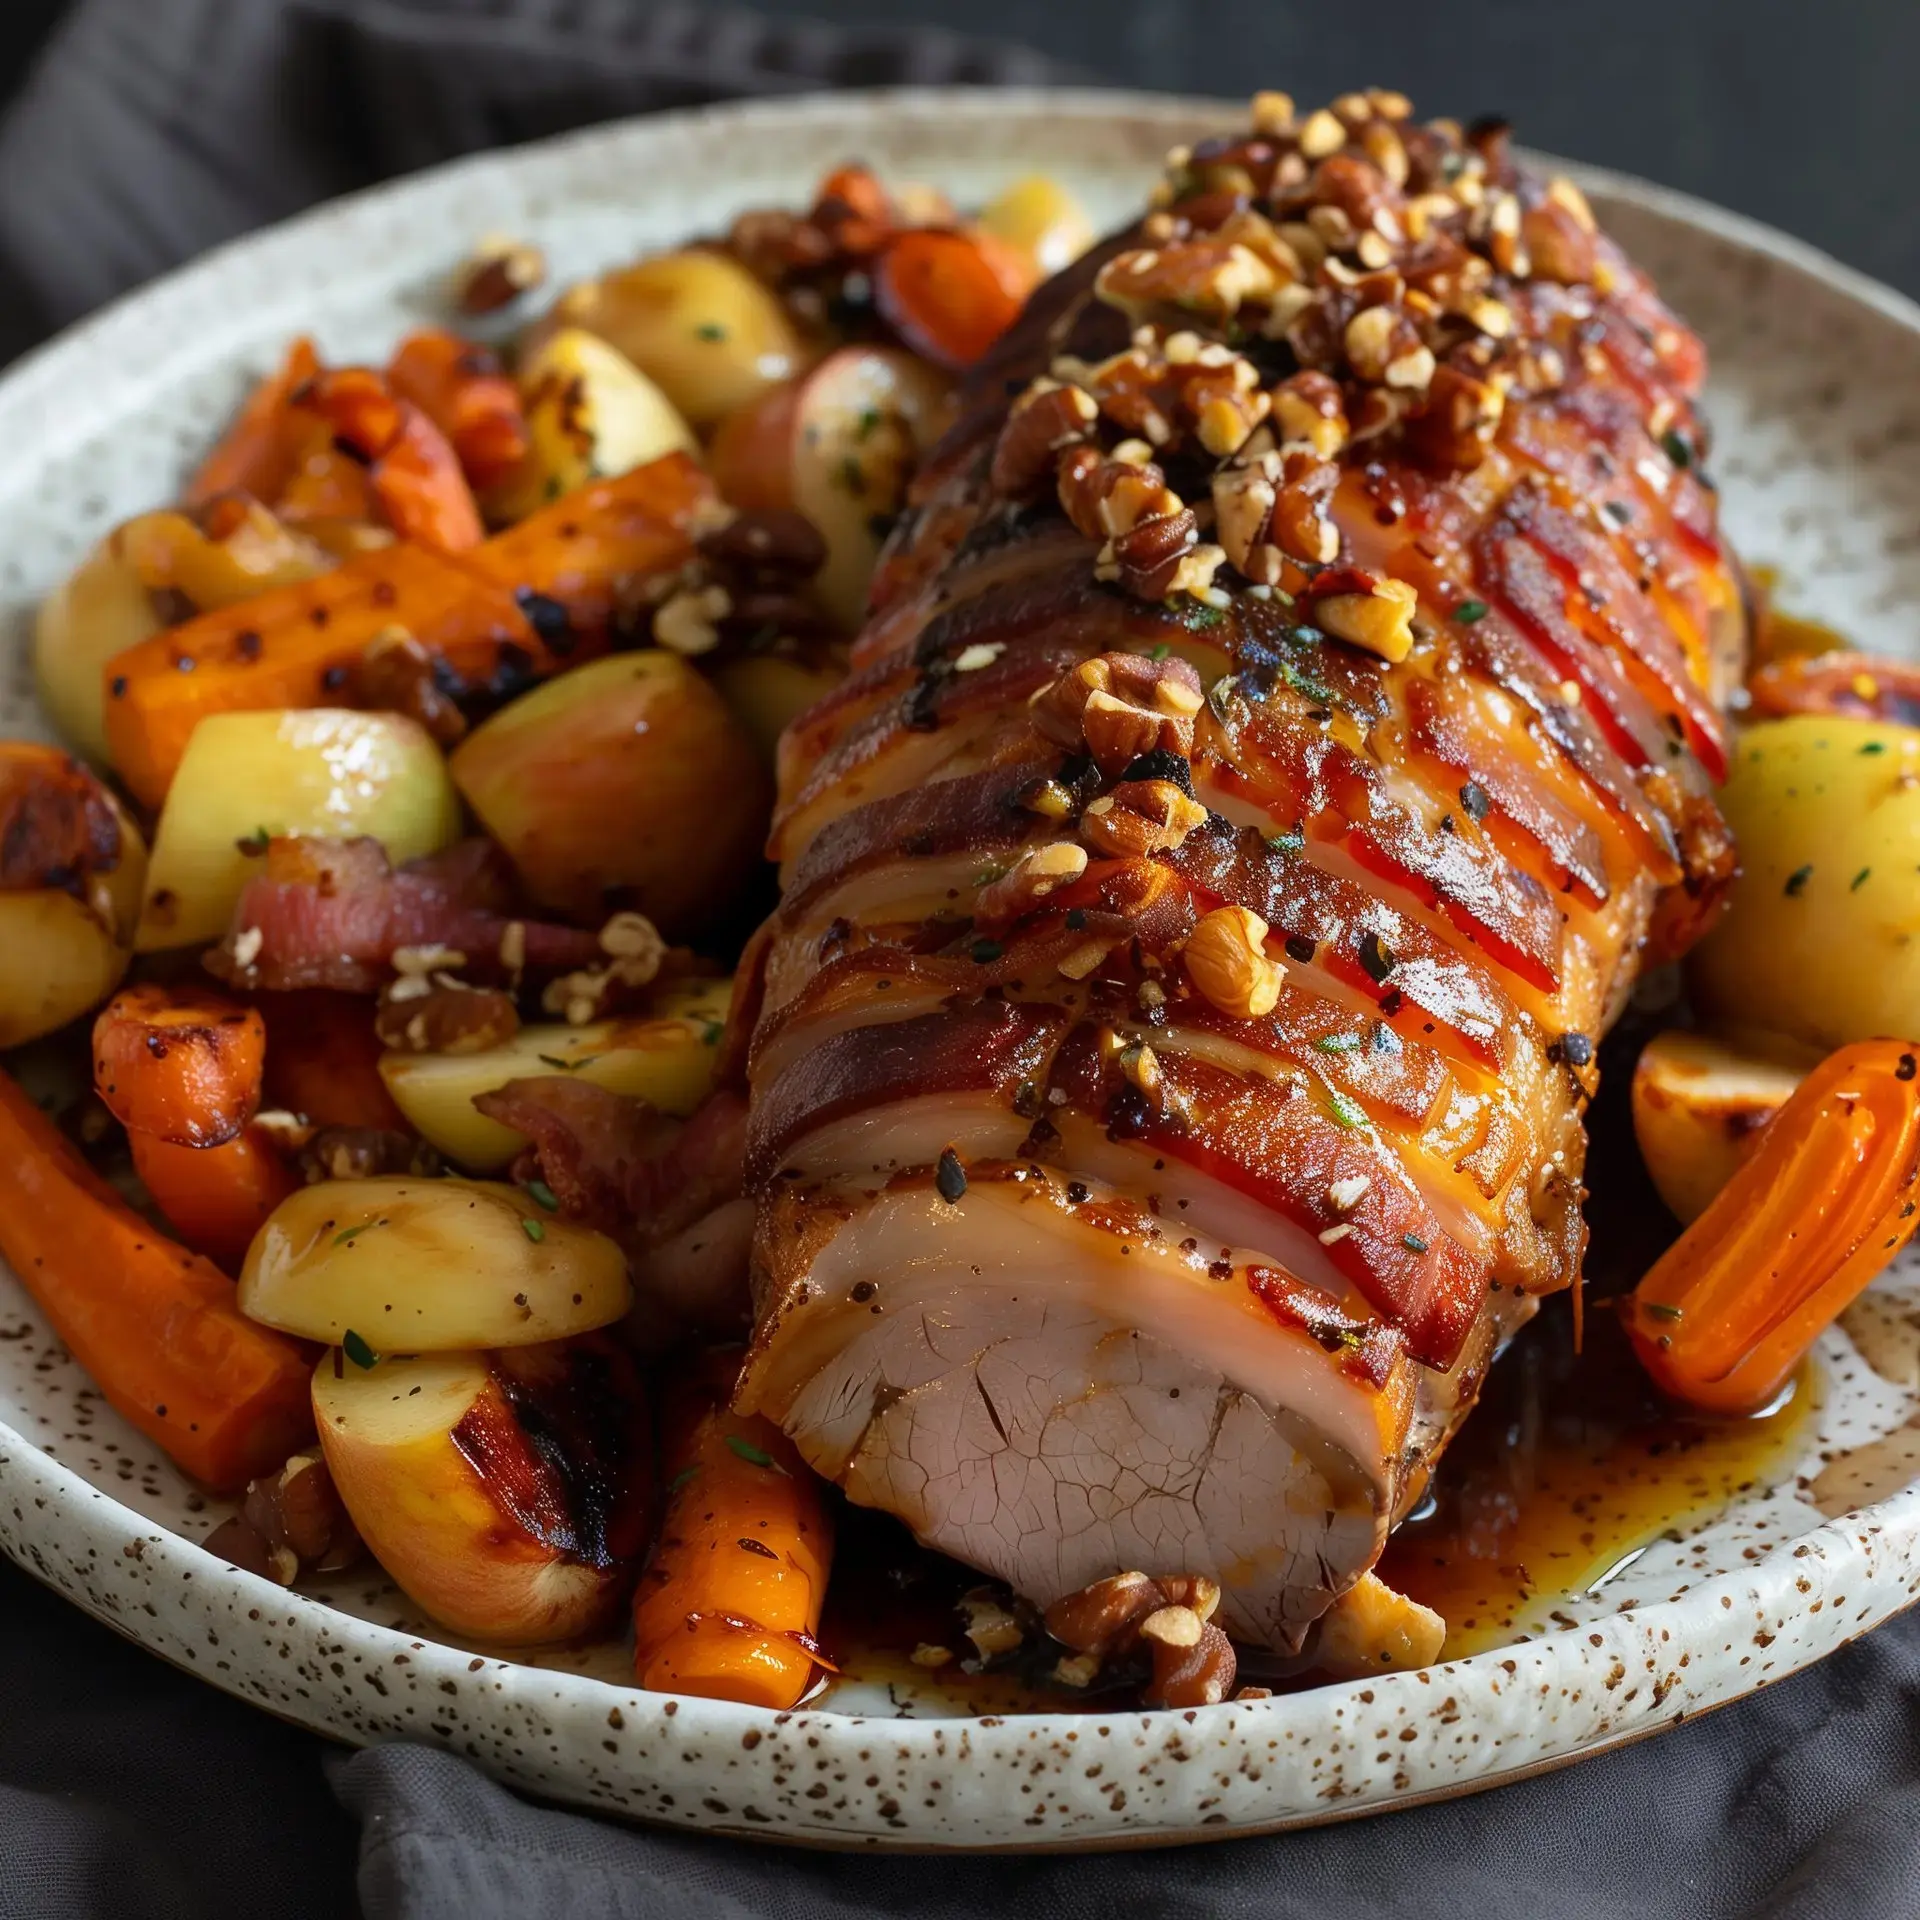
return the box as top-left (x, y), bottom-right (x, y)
top-left (102, 451), bottom-right (714, 808)
top-left (0, 1067), bottom-right (313, 1489)
top-left (258, 989), bottom-right (407, 1131)
top-left (388, 330), bottom-right (531, 494)
top-left (1626, 1038), bottom-right (1920, 1415)
top-left (872, 227), bottom-right (1035, 371)
top-left (1745, 651), bottom-right (1920, 728)
top-left (633, 1358), bottom-right (833, 1710)
top-left (184, 336), bottom-right (320, 509)
top-left (130, 1125), bottom-right (299, 1273)
top-left (93, 984), bottom-right (267, 1147)
top-left (294, 368), bottom-right (484, 552)
top-left (275, 413), bottom-right (380, 529)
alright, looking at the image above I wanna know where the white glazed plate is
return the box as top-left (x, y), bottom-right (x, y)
top-left (3, 88), bottom-right (1920, 1849)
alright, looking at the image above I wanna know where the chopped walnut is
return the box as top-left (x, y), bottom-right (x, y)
top-left (541, 911), bottom-right (667, 1024)
top-left (989, 379), bottom-right (1100, 497)
top-left (1311, 573), bottom-right (1420, 664)
top-left (1031, 651), bottom-right (1204, 775)
top-left (1081, 779), bottom-right (1208, 859)
top-left (958, 1587), bottom-right (1025, 1662)
top-left (654, 583), bottom-right (732, 656)
top-left (975, 840), bottom-right (1089, 922)
top-left (1184, 905), bottom-right (1286, 1019)
top-left (298, 1127), bottom-right (440, 1184)
top-left (203, 1448), bottom-right (363, 1587)
top-left (374, 983), bottom-right (520, 1055)
top-left (456, 234), bottom-right (546, 314)
top-left (1043, 1568), bottom-right (1239, 1706)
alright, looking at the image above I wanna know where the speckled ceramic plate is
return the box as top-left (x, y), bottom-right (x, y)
top-left (3, 88), bottom-right (1920, 1849)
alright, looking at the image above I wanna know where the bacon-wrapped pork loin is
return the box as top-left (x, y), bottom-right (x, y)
top-left (731, 91), bottom-right (1743, 1669)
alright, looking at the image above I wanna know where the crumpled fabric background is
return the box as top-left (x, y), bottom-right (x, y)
top-left (1, 2), bottom-right (1918, 1916)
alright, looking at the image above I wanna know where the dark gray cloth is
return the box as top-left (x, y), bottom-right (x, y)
top-left (3, 2), bottom-right (1920, 1917)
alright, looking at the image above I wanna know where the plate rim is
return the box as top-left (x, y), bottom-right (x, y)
top-left (4, 82), bottom-right (1919, 1848)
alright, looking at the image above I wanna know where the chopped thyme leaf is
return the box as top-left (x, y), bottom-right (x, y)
top-left (1314, 1033), bottom-right (1363, 1053)
top-left (667, 1464), bottom-right (700, 1496)
top-left (1860, 741), bottom-right (1887, 755)
top-left (1326, 1091), bottom-right (1367, 1130)
top-left (969, 937), bottom-right (1004, 964)
top-left (1452, 599), bottom-right (1489, 623)
top-left (525, 1179), bottom-right (559, 1212)
top-left (333, 1223), bottom-right (372, 1247)
top-left (1402, 1232), bottom-right (1429, 1254)
top-left (854, 406), bottom-right (882, 440)
top-left (694, 322), bottom-right (727, 341)
top-left (1784, 863), bottom-right (1814, 897)
top-left (724, 1435), bottom-right (776, 1469)
top-left (1267, 829), bottom-right (1306, 855)
top-left (1150, 643), bottom-right (1171, 660)
top-left (520, 1217), bottom-right (546, 1243)
top-left (1852, 867), bottom-right (1872, 891)
top-left (536, 1052), bottom-right (597, 1071)
top-left (1642, 1301), bottom-right (1685, 1322)
top-left (341, 1329), bottom-right (377, 1369)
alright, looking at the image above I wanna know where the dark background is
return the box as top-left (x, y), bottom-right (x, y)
top-left (0, 0), bottom-right (1915, 297)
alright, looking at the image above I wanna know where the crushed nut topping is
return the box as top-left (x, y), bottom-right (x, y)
top-left (1031, 650), bottom-right (1204, 775)
top-left (456, 234), bottom-right (546, 314)
top-left (1081, 778), bottom-right (1208, 859)
top-left (975, 840), bottom-right (1089, 922)
top-left (1184, 905), bottom-right (1286, 1019)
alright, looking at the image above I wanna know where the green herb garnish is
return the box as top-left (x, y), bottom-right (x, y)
top-left (1402, 1232), bottom-right (1429, 1254)
top-left (333, 1223), bottom-right (372, 1247)
top-left (1150, 643), bottom-right (1171, 660)
top-left (1642, 1301), bottom-right (1685, 1323)
top-left (537, 1053), bottom-right (598, 1072)
top-left (1784, 864), bottom-right (1814, 897)
top-left (1852, 867), bottom-right (1872, 892)
top-left (969, 937), bottom-right (1003, 965)
top-left (1326, 1091), bottom-right (1367, 1130)
top-left (1452, 599), bottom-right (1489, 624)
top-left (1661, 428), bottom-right (1694, 469)
top-left (520, 1217), bottom-right (546, 1243)
top-left (695, 322), bottom-right (727, 342)
top-left (342, 1329), bottom-right (377, 1369)
top-left (525, 1179), bottom-right (559, 1212)
top-left (725, 1435), bottom-right (775, 1469)
top-left (854, 406), bottom-right (882, 441)
top-left (667, 1464), bottom-right (700, 1496)
top-left (1314, 1033), bottom-right (1363, 1054)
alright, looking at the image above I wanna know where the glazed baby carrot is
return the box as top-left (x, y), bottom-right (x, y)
top-left (1626, 1038), bottom-right (1920, 1415)
top-left (871, 227), bottom-right (1035, 371)
top-left (102, 450), bottom-right (714, 807)
top-left (388, 330), bottom-right (531, 494)
top-left (0, 1066), bottom-right (313, 1489)
top-left (633, 1358), bottom-right (834, 1710)
top-left (293, 368), bottom-right (485, 552)
top-left (184, 336), bottom-right (321, 509)
top-left (129, 1125), bottom-right (299, 1274)
top-left (93, 983), bottom-right (267, 1147)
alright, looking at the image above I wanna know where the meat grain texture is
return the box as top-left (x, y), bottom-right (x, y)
top-left (731, 92), bottom-right (1743, 1666)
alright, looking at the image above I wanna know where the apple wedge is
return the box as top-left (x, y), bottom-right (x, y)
top-left (708, 344), bottom-right (952, 631)
top-left (378, 976), bottom-right (731, 1171)
top-left (1631, 1028), bottom-right (1809, 1224)
top-left (313, 1339), bottom-right (649, 1644)
top-left (239, 1176), bottom-right (630, 1349)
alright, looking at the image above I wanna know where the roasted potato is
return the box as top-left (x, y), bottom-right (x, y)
top-left (708, 345), bottom-right (952, 630)
top-left (539, 249), bottom-right (810, 432)
top-left (449, 650), bottom-right (769, 935)
top-left (239, 1176), bottom-right (631, 1349)
top-left (378, 976), bottom-right (731, 1171)
top-left (313, 1342), bottom-right (645, 1643)
top-left (1631, 1028), bottom-right (1808, 1223)
top-left (0, 744), bottom-right (147, 1046)
top-left (36, 507), bottom-right (331, 765)
top-left (975, 174), bottom-right (1095, 278)
top-left (137, 708), bottom-right (461, 951)
top-left (484, 327), bottom-right (697, 524)
top-left (1690, 716), bottom-right (1920, 1052)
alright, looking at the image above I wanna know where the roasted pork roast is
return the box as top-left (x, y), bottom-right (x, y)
top-left (730, 92), bottom-right (1742, 1664)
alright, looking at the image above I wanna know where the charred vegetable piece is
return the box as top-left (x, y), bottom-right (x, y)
top-left (92, 983), bottom-right (267, 1147)
top-left (185, 336), bottom-right (322, 509)
top-left (130, 1127), bottom-right (300, 1274)
top-left (0, 1065), bottom-right (313, 1489)
top-left (386, 329), bottom-right (532, 495)
top-left (1626, 1039), bottom-right (1920, 1415)
top-left (0, 744), bottom-right (146, 1048)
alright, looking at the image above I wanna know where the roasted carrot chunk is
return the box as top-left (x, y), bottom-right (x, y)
top-left (92, 984), bottom-right (267, 1148)
top-left (388, 330), bottom-right (531, 495)
top-left (184, 337), bottom-right (321, 510)
top-left (633, 1356), bottom-right (833, 1710)
top-left (130, 1125), bottom-right (299, 1273)
top-left (0, 1067), bottom-right (313, 1490)
top-left (102, 451), bottom-right (713, 808)
top-left (1626, 1038), bottom-right (1920, 1415)
top-left (872, 227), bottom-right (1035, 371)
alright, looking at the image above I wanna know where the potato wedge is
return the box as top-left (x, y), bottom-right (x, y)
top-left (485, 327), bottom-right (697, 524)
top-left (35, 531), bottom-right (164, 765)
top-left (137, 708), bottom-right (461, 951)
top-left (0, 745), bottom-right (147, 1047)
top-left (449, 650), bottom-right (768, 934)
top-left (1631, 1028), bottom-right (1808, 1224)
top-left (1690, 716), bottom-right (1920, 1052)
top-left (314, 1342), bottom-right (645, 1643)
top-left (708, 345), bottom-right (953, 630)
top-left (239, 1176), bottom-right (630, 1348)
top-left (379, 977), bottom-right (730, 1171)
top-left (710, 653), bottom-right (845, 765)
top-left (976, 174), bottom-right (1095, 278)
top-left (541, 249), bottom-right (809, 432)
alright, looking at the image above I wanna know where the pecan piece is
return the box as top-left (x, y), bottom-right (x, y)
top-left (1081, 778), bottom-right (1208, 858)
top-left (375, 984), bottom-right (520, 1054)
top-left (1031, 651), bottom-right (1204, 774)
top-left (350, 626), bottom-right (468, 747)
top-left (975, 840), bottom-right (1089, 922)
top-left (1141, 1615), bottom-right (1238, 1708)
top-left (990, 380), bottom-right (1099, 498)
top-left (1184, 905), bottom-right (1285, 1018)
top-left (298, 1127), bottom-right (441, 1184)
